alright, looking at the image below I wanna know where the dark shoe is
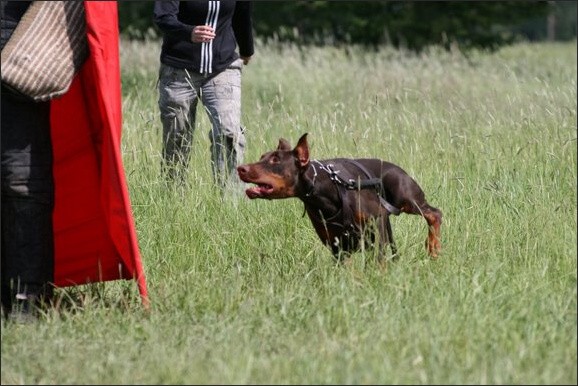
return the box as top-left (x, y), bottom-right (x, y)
top-left (7, 293), bottom-right (40, 324)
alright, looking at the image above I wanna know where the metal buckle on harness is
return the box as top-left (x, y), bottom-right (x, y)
top-left (323, 163), bottom-right (341, 184)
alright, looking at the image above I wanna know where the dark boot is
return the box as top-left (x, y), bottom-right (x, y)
top-left (8, 293), bottom-right (40, 324)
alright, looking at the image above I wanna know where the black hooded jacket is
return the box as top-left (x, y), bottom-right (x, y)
top-left (153, 0), bottom-right (254, 74)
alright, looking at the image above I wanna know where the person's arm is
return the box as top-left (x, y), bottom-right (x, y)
top-left (232, 1), bottom-right (254, 62)
top-left (153, 1), bottom-right (193, 41)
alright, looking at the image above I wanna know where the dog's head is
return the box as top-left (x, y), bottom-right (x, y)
top-left (237, 133), bottom-right (310, 199)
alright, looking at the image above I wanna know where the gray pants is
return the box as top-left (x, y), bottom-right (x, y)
top-left (158, 59), bottom-right (245, 189)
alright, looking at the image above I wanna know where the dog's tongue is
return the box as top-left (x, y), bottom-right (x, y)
top-left (246, 184), bottom-right (274, 199)
top-left (245, 187), bottom-right (261, 199)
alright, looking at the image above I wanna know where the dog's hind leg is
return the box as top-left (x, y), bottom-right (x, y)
top-left (372, 215), bottom-right (396, 266)
top-left (385, 216), bottom-right (399, 260)
top-left (402, 201), bottom-right (442, 258)
top-left (421, 204), bottom-right (442, 258)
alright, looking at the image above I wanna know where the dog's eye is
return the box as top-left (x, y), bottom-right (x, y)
top-left (269, 155), bottom-right (279, 164)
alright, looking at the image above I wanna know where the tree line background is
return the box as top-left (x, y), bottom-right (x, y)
top-left (119, 1), bottom-right (576, 52)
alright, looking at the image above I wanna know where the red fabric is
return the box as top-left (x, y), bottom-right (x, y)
top-left (50, 1), bottom-right (148, 307)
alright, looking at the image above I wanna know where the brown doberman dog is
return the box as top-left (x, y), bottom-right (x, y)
top-left (237, 133), bottom-right (442, 263)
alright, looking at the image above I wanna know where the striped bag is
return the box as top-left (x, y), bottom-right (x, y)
top-left (0, 1), bottom-right (88, 101)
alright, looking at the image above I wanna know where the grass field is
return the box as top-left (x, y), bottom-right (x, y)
top-left (1, 39), bottom-right (576, 385)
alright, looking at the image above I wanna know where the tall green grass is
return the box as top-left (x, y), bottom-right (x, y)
top-left (2, 39), bottom-right (576, 385)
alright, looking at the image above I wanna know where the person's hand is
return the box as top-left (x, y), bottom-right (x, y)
top-left (241, 56), bottom-right (252, 65)
top-left (191, 25), bottom-right (215, 43)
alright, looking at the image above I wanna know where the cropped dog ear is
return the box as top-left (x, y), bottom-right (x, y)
top-left (294, 133), bottom-right (309, 167)
top-left (277, 138), bottom-right (292, 151)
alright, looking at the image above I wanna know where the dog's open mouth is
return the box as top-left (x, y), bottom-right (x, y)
top-left (246, 183), bottom-right (273, 199)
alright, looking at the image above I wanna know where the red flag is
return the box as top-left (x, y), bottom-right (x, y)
top-left (50, 1), bottom-right (149, 308)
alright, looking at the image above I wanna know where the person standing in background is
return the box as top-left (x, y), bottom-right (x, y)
top-left (153, 1), bottom-right (254, 192)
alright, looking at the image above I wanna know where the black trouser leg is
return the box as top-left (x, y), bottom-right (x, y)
top-left (1, 87), bottom-right (54, 314)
